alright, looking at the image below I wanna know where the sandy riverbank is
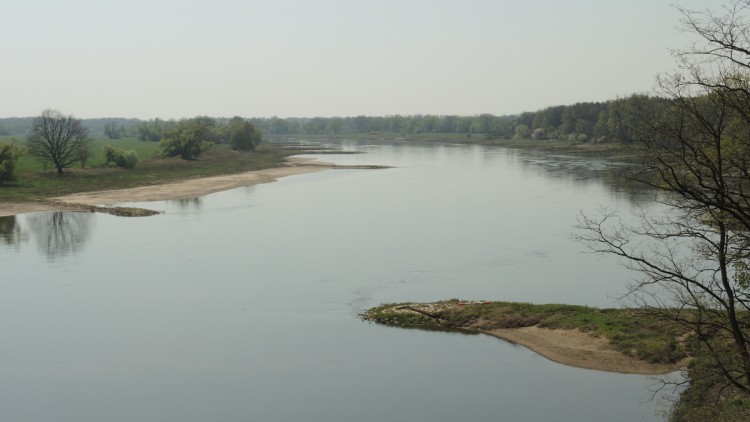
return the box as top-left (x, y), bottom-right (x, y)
top-left (480, 326), bottom-right (683, 375)
top-left (0, 157), bottom-right (334, 217)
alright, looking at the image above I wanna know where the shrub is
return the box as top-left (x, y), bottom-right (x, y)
top-left (228, 116), bottom-right (263, 151)
top-left (103, 145), bottom-right (138, 169)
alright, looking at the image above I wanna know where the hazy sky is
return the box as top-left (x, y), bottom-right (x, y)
top-left (2, 0), bottom-right (716, 119)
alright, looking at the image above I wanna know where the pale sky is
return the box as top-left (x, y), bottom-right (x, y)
top-left (1, 0), bottom-right (716, 119)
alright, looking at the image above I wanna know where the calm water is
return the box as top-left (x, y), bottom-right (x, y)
top-left (0, 141), bottom-right (677, 421)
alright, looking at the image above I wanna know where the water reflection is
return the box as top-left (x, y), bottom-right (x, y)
top-left (0, 215), bottom-right (27, 247)
top-left (172, 197), bottom-right (202, 210)
top-left (25, 212), bottom-right (94, 258)
top-left (291, 139), bottom-right (657, 206)
top-left (496, 148), bottom-right (654, 205)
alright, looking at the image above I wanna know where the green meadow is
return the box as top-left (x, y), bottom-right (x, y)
top-left (0, 136), bottom-right (293, 202)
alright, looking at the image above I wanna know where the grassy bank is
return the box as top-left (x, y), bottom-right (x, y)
top-left (0, 136), bottom-right (296, 203)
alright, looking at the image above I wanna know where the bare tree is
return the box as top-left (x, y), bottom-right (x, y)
top-left (26, 212), bottom-right (93, 258)
top-left (27, 109), bottom-right (92, 175)
top-left (577, 1), bottom-right (750, 403)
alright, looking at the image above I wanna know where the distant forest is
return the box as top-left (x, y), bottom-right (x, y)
top-left (0, 94), bottom-right (660, 144)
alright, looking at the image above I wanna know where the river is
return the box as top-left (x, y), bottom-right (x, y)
top-left (0, 141), bottom-right (678, 421)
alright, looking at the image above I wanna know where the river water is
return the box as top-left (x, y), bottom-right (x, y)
top-left (0, 141), bottom-right (678, 421)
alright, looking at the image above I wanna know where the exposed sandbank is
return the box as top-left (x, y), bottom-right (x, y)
top-left (0, 157), bottom-right (353, 217)
top-left (481, 326), bottom-right (682, 375)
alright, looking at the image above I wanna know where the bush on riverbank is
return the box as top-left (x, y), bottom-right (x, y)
top-left (0, 141), bottom-right (25, 184)
top-left (103, 145), bottom-right (139, 169)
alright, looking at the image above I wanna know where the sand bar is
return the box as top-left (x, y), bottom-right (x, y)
top-left (0, 157), bottom-right (334, 217)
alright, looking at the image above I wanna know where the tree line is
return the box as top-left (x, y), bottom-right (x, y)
top-left (162, 97), bottom-right (667, 143)
top-left (0, 95), bottom-right (668, 144)
top-left (0, 93), bottom-right (708, 184)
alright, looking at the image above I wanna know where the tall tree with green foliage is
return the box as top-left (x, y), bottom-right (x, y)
top-left (104, 122), bottom-right (122, 139)
top-left (27, 109), bottom-right (92, 176)
top-left (137, 118), bottom-right (166, 142)
top-left (327, 117), bottom-right (343, 135)
top-left (159, 118), bottom-right (214, 160)
top-left (0, 141), bottom-right (26, 184)
top-left (227, 117), bottom-right (262, 151)
top-left (513, 124), bottom-right (529, 140)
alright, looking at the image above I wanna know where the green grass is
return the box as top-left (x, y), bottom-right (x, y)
top-left (0, 139), bottom-right (296, 202)
top-left (5, 136), bottom-right (161, 173)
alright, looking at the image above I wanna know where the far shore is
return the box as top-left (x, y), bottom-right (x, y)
top-left (0, 157), bottom-right (379, 217)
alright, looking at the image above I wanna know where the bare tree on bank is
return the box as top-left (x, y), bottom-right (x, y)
top-left (27, 109), bottom-right (92, 175)
top-left (577, 1), bottom-right (750, 407)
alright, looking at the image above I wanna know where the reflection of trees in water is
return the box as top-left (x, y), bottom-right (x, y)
top-left (173, 197), bottom-right (202, 209)
top-left (26, 212), bottom-right (94, 258)
top-left (506, 149), bottom-right (656, 205)
top-left (169, 197), bottom-right (202, 215)
top-left (0, 215), bottom-right (28, 247)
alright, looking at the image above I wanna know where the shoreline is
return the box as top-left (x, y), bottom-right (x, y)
top-left (0, 157), bottom-right (349, 217)
top-left (271, 134), bottom-right (644, 160)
